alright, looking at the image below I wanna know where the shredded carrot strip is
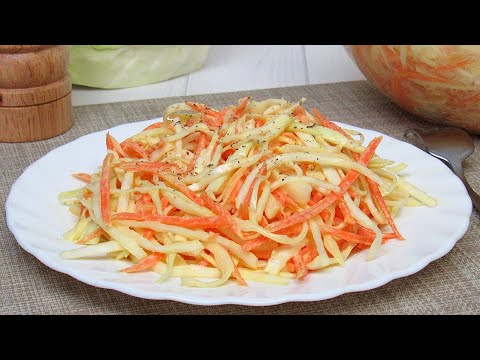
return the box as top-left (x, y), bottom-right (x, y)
top-left (293, 105), bottom-right (309, 124)
top-left (83, 189), bottom-right (93, 200)
top-left (185, 101), bottom-right (219, 117)
top-left (100, 154), bottom-right (114, 226)
top-left (200, 194), bottom-right (241, 235)
top-left (231, 257), bottom-right (248, 286)
top-left (227, 176), bottom-right (246, 205)
top-left (366, 178), bottom-right (404, 239)
top-left (72, 173), bottom-right (92, 183)
top-left (76, 228), bottom-right (104, 244)
top-left (301, 245), bottom-right (319, 265)
top-left (157, 172), bottom-right (204, 207)
top-left (234, 97), bottom-right (249, 118)
top-left (121, 253), bottom-right (165, 273)
top-left (272, 189), bottom-right (301, 211)
top-left (293, 253), bottom-right (308, 279)
top-left (338, 199), bottom-right (356, 225)
top-left (241, 237), bottom-right (271, 251)
top-left (112, 213), bottom-right (230, 229)
top-left (106, 133), bottom-right (127, 157)
top-left (255, 118), bottom-right (266, 127)
top-left (197, 259), bottom-right (210, 267)
top-left (143, 229), bottom-right (155, 240)
top-left (161, 197), bottom-right (169, 209)
top-left (222, 148), bottom-right (236, 161)
top-left (121, 140), bottom-right (150, 160)
top-left (185, 133), bottom-right (208, 174)
top-left (311, 109), bottom-right (351, 138)
top-left (320, 225), bottom-right (372, 245)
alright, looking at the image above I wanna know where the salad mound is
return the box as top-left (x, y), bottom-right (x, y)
top-left (59, 97), bottom-right (436, 287)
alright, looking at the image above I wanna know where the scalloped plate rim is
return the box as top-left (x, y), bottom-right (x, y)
top-left (5, 118), bottom-right (472, 306)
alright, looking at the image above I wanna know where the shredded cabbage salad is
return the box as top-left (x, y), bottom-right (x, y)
top-left (59, 97), bottom-right (436, 287)
top-left (350, 45), bottom-right (480, 134)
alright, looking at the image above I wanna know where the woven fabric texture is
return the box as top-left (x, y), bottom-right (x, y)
top-left (1, 81), bottom-right (478, 314)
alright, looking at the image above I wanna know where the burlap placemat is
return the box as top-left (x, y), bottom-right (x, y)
top-left (1, 81), bottom-right (478, 314)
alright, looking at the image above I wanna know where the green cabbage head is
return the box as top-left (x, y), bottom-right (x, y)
top-left (68, 45), bottom-right (209, 89)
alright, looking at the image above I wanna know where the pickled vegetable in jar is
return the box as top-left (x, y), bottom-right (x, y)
top-left (346, 45), bottom-right (480, 134)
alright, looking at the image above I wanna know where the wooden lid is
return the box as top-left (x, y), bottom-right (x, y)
top-left (0, 45), bottom-right (73, 142)
top-left (0, 76), bottom-right (71, 107)
top-left (0, 46), bottom-right (68, 89)
top-left (0, 45), bottom-right (54, 54)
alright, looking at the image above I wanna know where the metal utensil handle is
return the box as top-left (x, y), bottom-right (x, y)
top-left (450, 161), bottom-right (480, 212)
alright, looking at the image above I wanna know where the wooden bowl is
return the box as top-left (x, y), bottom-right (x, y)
top-left (0, 45), bottom-right (73, 142)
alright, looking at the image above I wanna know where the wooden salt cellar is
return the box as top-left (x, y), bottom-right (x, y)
top-left (0, 45), bottom-right (73, 142)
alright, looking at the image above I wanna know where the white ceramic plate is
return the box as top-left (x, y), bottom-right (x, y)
top-left (6, 118), bottom-right (472, 306)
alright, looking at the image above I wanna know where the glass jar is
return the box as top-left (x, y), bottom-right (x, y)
top-left (346, 45), bottom-right (480, 134)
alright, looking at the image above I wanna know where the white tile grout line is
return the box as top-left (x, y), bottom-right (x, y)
top-left (184, 72), bottom-right (191, 96)
top-left (302, 45), bottom-right (310, 85)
